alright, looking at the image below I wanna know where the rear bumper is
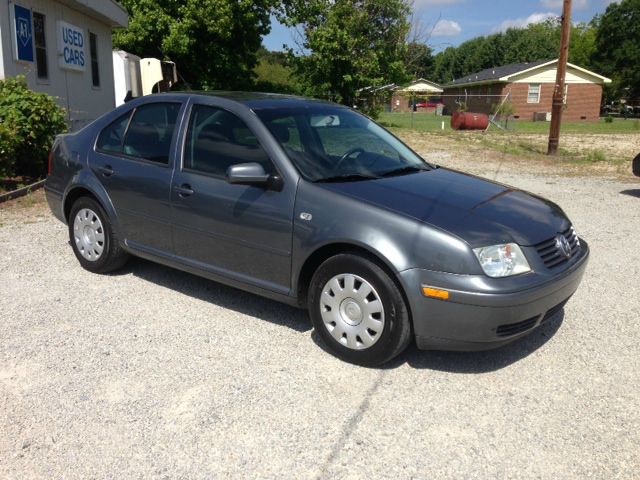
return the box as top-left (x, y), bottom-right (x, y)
top-left (399, 240), bottom-right (589, 351)
top-left (44, 183), bottom-right (65, 223)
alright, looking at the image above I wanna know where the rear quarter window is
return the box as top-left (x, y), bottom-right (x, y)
top-left (122, 103), bottom-right (181, 164)
top-left (96, 112), bottom-right (131, 154)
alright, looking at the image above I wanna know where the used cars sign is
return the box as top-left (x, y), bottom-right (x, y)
top-left (57, 21), bottom-right (85, 71)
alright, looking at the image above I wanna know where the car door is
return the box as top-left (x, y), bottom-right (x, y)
top-left (170, 102), bottom-right (295, 294)
top-left (91, 100), bottom-right (184, 253)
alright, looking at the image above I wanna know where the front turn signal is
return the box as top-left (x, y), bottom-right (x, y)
top-left (422, 287), bottom-right (450, 300)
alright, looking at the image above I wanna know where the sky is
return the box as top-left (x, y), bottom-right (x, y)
top-left (262, 0), bottom-right (617, 53)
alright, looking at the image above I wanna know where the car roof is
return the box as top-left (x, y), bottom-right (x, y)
top-left (156, 91), bottom-right (344, 110)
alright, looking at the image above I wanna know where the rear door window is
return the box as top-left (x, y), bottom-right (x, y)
top-left (121, 103), bottom-right (181, 164)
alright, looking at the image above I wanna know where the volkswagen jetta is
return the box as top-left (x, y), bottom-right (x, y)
top-left (45, 92), bottom-right (589, 365)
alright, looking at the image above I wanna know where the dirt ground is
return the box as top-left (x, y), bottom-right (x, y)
top-left (395, 130), bottom-right (640, 179)
top-left (2, 135), bottom-right (640, 479)
top-left (0, 189), bottom-right (49, 226)
top-left (516, 133), bottom-right (639, 159)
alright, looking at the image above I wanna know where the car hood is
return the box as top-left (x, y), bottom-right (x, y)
top-left (318, 167), bottom-right (570, 247)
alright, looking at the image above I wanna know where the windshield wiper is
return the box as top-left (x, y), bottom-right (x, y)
top-left (315, 173), bottom-right (380, 183)
top-left (380, 165), bottom-right (429, 178)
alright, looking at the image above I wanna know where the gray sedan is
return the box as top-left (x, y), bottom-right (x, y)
top-left (45, 92), bottom-right (589, 365)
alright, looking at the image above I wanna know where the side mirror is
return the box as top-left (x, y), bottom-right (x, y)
top-left (226, 162), bottom-right (282, 190)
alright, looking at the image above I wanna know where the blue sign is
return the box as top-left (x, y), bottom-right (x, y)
top-left (14, 4), bottom-right (34, 63)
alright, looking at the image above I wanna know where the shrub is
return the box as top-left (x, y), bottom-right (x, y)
top-left (585, 149), bottom-right (607, 162)
top-left (0, 76), bottom-right (67, 178)
top-left (605, 115), bottom-right (614, 123)
top-left (491, 101), bottom-right (516, 128)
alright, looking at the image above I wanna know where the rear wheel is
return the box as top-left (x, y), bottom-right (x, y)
top-left (68, 197), bottom-right (128, 273)
top-left (308, 254), bottom-right (411, 366)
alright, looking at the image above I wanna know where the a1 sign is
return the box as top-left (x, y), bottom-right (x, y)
top-left (13, 4), bottom-right (34, 63)
top-left (57, 21), bottom-right (86, 71)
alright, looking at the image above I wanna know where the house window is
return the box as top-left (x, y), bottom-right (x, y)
top-left (33, 12), bottom-right (47, 79)
top-left (527, 84), bottom-right (541, 103)
top-left (89, 32), bottom-right (100, 87)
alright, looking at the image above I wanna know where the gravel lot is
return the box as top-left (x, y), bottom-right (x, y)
top-left (1, 150), bottom-right (640, 479)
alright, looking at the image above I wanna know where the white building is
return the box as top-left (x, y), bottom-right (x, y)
top-left (0, 0), bottom-right (128, 130)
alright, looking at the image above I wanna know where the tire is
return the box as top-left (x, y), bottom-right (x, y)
top-left (68, 197), bottom-right (129, 273)
top-left (308, 254), bottom-right (412, 366)
top-left (633, 152), bottom-right (640, 177)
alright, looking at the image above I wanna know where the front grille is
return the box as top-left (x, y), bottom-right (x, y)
top-left (534, 226), bottom-right (580, 269)
top-left (496, 316), bottom-right (538, 337)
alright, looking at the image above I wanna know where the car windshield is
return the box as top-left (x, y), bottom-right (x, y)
top-left (253, 105), bottom-right (433, 182)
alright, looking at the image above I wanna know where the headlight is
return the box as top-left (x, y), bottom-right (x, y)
top-left (473, 243), bottom-right (531, 278)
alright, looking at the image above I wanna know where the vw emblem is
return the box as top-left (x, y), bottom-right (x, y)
top-left (555, 235), bottom-right (572, 258)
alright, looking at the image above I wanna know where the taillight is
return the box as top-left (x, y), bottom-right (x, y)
top-left (48, 149), bottom-right (54, 176)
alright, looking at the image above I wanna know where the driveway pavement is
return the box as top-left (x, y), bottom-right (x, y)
top-left (1, 165), bottom-right (639, 479)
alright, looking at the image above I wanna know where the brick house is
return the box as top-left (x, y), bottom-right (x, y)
top-left (441, 60), bottom-right (611, 122)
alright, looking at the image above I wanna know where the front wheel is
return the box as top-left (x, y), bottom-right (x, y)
top-left (68, 197), bottom-right (129, 273)
top-left (308, 254), bottom-right (411, 366)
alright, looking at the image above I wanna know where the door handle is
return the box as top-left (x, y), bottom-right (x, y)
top-left (174, 184), bottom-right (194, 197)
top-left (98, 165), bottom-right (114, 177)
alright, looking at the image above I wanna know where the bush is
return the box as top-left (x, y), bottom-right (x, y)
top-left (585, 149), bottom-right (607, 162)
top-left (0, 76), bottom-right (67, 178)
top-left (605, 115), bottom-right (614, 123)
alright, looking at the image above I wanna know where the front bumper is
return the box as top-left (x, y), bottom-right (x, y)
top-left (399, 239), bottom-right (589, 351)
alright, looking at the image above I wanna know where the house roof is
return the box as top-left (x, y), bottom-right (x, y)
top-left (447, 59), bottom-right (611, 87)
top-left (395, 78), bottom-right (443, 94)
top-left (60, 0), bottom-right (128, 28)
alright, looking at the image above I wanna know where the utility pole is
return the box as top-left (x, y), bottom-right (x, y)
top-left (548, 0), bottom-right (572, 155)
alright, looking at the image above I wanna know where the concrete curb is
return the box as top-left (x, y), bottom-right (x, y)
top-left (0, 179), bottom-right (46, 204)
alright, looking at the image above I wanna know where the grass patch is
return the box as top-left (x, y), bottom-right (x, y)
top-left (478, 134), bottom-right (617, 164)
top-left (378, 113), bottom-right (453, 132)
top-left (380, 112), bottom-right (636, 177)
top-left (584, 149), bottom-right (607, 163)
top-left (378, 112), bottom-right (640, 135)
top-left (478, 137), bottom-right (545, 157)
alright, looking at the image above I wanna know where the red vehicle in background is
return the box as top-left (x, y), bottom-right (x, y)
top-left (415, 101), bottom-right (444, 109)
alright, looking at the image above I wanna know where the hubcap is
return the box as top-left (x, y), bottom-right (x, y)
top-left (73, 208), bottom-right (105, 261)
top-left (320, 273), bottom-right (385, 350)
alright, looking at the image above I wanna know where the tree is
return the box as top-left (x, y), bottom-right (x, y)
top-left (253, 47), bottom-right (302, 94)
top-left (431, 17), bottom-right (600, 85)
top-left (113, 0), bottom-right (274, 90)
top-left (594, 0), bottom-right (640, 102)
top-left (403, 42), bottom-right (434, 79)
top-left (278, 0), bottom-right (411, 109)
top-left (432, 46), bottom-right (460, 84)
top-left (569, 20), bottom-right (598, 69)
